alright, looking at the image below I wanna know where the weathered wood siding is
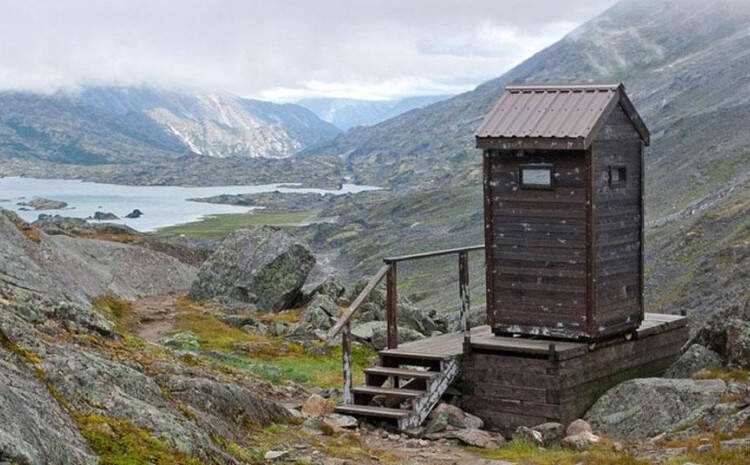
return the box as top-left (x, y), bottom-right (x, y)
top-left (485, 150), bottom-right (589, 338)
top-left (590, 104), bottom-right (644, 337)
top-left (461, 321), bottom-right (688, 435)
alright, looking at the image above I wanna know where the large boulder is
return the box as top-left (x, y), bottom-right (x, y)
top-left (664, 344), bottom-right (723, 378)
top-left (585, 378), bottom-right (727, 439)
top-left (726, 321), bottom-right (750, 368)
top-left (189, 226), bottom-right (315, 311)
top-left (689, 302), bottom-right (750, 366)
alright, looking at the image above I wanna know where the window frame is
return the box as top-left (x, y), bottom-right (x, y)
top-left (608, 166), bottom-right (627, 189)
top-left (519, 164), bottom-right (555, 190)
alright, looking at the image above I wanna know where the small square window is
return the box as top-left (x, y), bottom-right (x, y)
top-left (609, 166), bottom-right (627, 188)
top-left (520, 165), bottom-right (553, 189)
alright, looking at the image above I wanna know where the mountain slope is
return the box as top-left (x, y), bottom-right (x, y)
top-left (0, 86), bottom-right (341, 164)
top-left (302, 0), bottom-right (750, 318)
top-left (308, 0), bottom-right (750, 206)
top-left (297, 95), bottom-right (451, 130)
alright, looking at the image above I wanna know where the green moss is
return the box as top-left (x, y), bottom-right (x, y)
top-left (476, 440), bottom-right (649, 465)
top-left (668, 446), bottom-right (750, 465)
top-left (76, 415), bottom-right (203, 465)
top-left (692, 368), bottom-right (749, 383)
top-left (92, 295), bottom-right (135, 333)
top-left (172, 298), bottom-right (376, 388)
top-left (154, 210), bottom-right (316, 239)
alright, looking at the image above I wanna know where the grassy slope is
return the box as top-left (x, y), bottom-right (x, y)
top-left (154, 210), bottom-right (317, 239)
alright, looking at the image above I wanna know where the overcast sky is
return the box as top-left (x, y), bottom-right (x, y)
top-left (0, 0), bottom-right (619, 101)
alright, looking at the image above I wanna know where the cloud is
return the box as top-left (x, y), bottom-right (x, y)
top-left (0, 0), bottom-right (619, 100)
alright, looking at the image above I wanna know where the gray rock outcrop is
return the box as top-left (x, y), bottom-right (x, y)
top-left (0, 346), bottom-right (97, 465)
top-left (1, 209), bottom-right (196, 305)
top-left (189, 226), bottom-right (315, 311)
top-left (689, 302), bottom-right (750, 367)
top-left (370, 323), bottom-right (425, 350)
top-left (585, 378), bottom-right (727, 439)
top-left (664, 344), bottom-right (723, 378)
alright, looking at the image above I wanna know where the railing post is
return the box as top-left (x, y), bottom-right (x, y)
top-left (386, 263), bottom-right (398, 349)
top-left (458, 251), bottom-right (471, 353)
top-left (342, 321), bottom-right (353, 404)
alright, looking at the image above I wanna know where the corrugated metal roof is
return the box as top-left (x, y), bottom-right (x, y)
top-left (476, 84), bottom-right (622, 142)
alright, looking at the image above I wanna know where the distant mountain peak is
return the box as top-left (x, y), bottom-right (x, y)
top-left (297, 95), bottom-right (453, 131)
top-left (0, 85), bottom-right (340, 164)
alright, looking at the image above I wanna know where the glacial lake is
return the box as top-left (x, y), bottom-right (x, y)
top-left (0, 177), bottom-right (379, 232)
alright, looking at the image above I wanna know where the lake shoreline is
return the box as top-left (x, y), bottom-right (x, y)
top-left (0, 176), bottom-right (379, 233)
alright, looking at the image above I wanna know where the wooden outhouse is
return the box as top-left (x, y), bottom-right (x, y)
top-left (328, 83), bottom-right (688, 433)
top-left (476, 84), bottom-right (650, 341)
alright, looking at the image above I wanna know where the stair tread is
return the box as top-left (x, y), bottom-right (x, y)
top-left (335, 404), bottom-right (411, 419)
top-left (353, 386), bottom-right (425, 398)
top-left (364, 366), bottom-right (439, 379)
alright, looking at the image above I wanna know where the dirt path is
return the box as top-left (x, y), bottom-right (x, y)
top-left (130, 292), bottom-right (182, 343)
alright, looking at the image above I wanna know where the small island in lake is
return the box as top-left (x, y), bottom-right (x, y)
top-left (16, 197), bottom-right (68, 210)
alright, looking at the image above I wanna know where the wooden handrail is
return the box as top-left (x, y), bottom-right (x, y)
top-left (383, 244), bottom-right (484, 264)
top-left (329, 245), bottom-right (483, 405)
top-left (327, 264), bottom-right (391, 340)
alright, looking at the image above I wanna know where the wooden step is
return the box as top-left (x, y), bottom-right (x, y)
top-left (364, 366), bottom-right (439, 380)
top-left (353, 386), bottom-right (425, 399)
top-left (379, 349), bottom-right (451, 362)
top-left (335, 404), bottom-right (410, 419)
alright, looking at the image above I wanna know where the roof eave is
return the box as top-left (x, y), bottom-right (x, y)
top-left (476, 136), bottom-right (586, 151)
top-left (616, 84), bottom-right (651, 146)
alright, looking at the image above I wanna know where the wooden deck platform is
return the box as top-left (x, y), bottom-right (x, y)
top-left (380, 312), bottom-right (686, 361)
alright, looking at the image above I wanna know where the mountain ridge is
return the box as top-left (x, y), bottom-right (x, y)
top-left (297, 94), bottom-right (452, 131)
top-left (0, 86), bottom-right (341, 164)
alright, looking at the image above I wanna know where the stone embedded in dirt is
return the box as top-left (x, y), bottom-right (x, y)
top-left (424, 403), bottom-right (484, 434)
top-left (189, 226), bottom-right (315, 311)
top-left (325, 413), bottom-right (358, 429)
top-left (513, 426), bottom-right (543, 445)
top-left (528, 422), bottom-right (564, 446)
top-left (301, 394), bottom-right (336, 418)
top-left (565, 418), bottom-right (592, 437)
top-left (665, 344), bottom-right (724, 378)
top-left (265, 450), bottom-right (289, 460)
top-left (561, 431), bottom-right (600, 451)
top-left (428, 428), bottom-right (505, 448)
top-left (585, 378), bottom-right (727, 439)
top-left (124, 209), bottom-right (143, 218)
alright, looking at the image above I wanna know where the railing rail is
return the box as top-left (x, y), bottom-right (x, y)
top-left (327, 245), bottom-right (484, 404)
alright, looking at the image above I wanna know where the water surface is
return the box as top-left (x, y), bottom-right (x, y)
top-left (0, 177), bottom-right (378, 232)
